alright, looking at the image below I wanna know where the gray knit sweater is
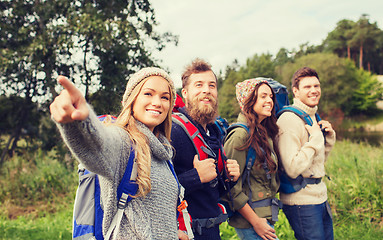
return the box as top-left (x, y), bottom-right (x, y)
top-left (56, 107), bottom-right (179, 240)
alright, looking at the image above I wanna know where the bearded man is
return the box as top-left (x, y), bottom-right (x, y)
top-left (171, 58), bottom-right (240, 240)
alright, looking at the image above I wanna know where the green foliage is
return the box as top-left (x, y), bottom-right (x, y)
top-left (0, 96), bottom-right (38, 136)
top-left (326, 140), bottom-right (383, 239)
top-left (220, 212), bottom-right (296, 240)
top-left (0, 0), bottom-right (178, 164)
top-left (0, 0), bottom-right (73, 99)
top-left (219, 221), bottom-right (239, 240)
top-left (68, 0), bottom-right (178, 114)
top-left (280, 53), bottom-right (366, 116)
top-left (0, 141), bottom-right (383, 239)
top-left (0, 149), bottom-right (77, 207)
top-left (220, 140), bottom-right (383, 240)
top-left (218, 70), bottom-right (245, 123)
top-left (322, 15), bottom-right (383, 74)
top-left (322, 19), bottom-right (356, 58)
top-left (0, 208), bottom-right (73, 240)
top-left (0, 95), bottom-right (42, 166)
top-left (349, 70), bottom-right (383, 115)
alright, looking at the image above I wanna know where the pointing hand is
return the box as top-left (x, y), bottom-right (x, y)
top-left (50, 76), bottom-right (89, 123)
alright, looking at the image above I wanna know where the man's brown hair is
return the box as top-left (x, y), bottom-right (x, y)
top-left (292, 67), bottom-right (320, 89)
top-left (181, 58), bottom-right (217, 88)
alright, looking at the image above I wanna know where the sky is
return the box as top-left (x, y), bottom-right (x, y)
top-left (150, 0), bottom-right (383, 88)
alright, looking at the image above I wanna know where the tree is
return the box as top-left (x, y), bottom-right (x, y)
top-left (292, 42), bottom-right (322, 60)
top-left (322, 15), bottom-right (383, 74)
top-left (279, 53), bottom-right (382, 116)
top-left (322, 19), bottom-right (356, 59)
top-left (348, 15), bottom-right (382, 70)
top-left (69, 0), bottom-right (178, 115)
top-left (0, 96), bottom-right (40, 166)
top-left (274, 48), bottom-right (293, 80)
top-left (0, 0), bottom-right (177, 161)
top-left (349, 70), bottom-right (383, 115)
top-left (274, 48), bottom-right (292, 66)
top-left (0, 0), bottom-right (73, 163)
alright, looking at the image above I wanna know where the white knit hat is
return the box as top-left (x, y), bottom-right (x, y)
top-left (122, 67), bottom-right (176, 107)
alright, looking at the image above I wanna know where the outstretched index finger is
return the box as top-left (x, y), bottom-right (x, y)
top-left (56, 75), bottom-right (89, 121)
top-left (57, 75), bottom-right (81, 97)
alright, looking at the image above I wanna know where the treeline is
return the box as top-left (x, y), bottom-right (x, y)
top-left (0, 0), bottom-right (177, 165)
top-left (218, 15), bottom-right (383, 123)
top-left (0, 0), bottom-right (382, 168)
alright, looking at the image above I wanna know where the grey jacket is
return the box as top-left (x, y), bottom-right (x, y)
top-left (55, 107), bottom-right (179, 240)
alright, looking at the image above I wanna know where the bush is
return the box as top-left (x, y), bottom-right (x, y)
top-left (0, 149), bottom-right (77, 218)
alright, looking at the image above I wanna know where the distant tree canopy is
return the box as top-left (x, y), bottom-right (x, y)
top-left (279, 53), bottom-right (383, 116)
top-left (219, 14), bottom-right (383, 123)
top-left (322, 14), bottom-right (383, 74)
top-left (219, 52), bottom-right (383, 123)
top-left (0, 0), bottom-right (177, 163)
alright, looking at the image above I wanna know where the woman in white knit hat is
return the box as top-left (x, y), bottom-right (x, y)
top-left (222, 79), bottom-right (281, 240)
top-left (50, 67), bottom-right (187, 240)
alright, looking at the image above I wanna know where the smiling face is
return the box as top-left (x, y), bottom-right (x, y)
top-left (132, 76), bottom-right (171, 131)
top-left (293, 76), bottom-right (321, 107)
top-left (182, 70), bottom-right (218, 125)
top-left (253, 84), bottom-right (274, 123)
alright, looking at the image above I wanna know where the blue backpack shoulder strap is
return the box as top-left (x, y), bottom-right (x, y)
top-left (277, 106), bottom-right (314, 126)
top-left (226, 123), bottom-right (256, 186)
top-left (226, 123), bottom-right (248, 135)
top-left (105, 147), bottom-right (137, 239)
top-left (225, 123), bottom-right (254, 168)
top-left (277, 106), bottom-right (325, 141)
top-left (167, 160), bottom-right (180, 189)
top-left (227, 124), bottom-right (258, 204)
top-left (116, 147), bottom-right (137, 202)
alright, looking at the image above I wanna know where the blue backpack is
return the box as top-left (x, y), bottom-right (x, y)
top-left (214, 78), bottom-right (288, 140)
top-left (72, 115), bottom-right (182, 240)
top-left (72, 147), bottom-right (137, 240)
top-left (276, 106), bottom-right (323, 194)
top-left (214, 78), bottom-right (324, 194)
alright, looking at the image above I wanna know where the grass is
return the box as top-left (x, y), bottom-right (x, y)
top-left (0, 208), bottom-right (73, 240)
top-left (326, 140), bottom-right (383, 239)
top-left (1, 140), bottom-right (382, 239)
top-left (220, 139), bottom-right (383, 240)
top-left (0, 148), bottom-right (77, 239)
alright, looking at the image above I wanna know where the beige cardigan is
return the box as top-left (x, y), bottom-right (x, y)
top-left (277, 99), bottom-right (336, 205)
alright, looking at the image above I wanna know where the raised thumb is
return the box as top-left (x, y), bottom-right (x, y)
top-left (193, 155), bottom-right (199, 166)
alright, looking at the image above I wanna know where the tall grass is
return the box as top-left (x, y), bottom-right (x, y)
top-left (0, 149), bottom-right (77, 217)
top-left (220, 140), bottom-right (383, 240)
top-left (326, 140), bottom-right (383, 239)
top-left (1, 140), bottom-right (382, 239)
top-left (0, 149), bottom-right (77, 239)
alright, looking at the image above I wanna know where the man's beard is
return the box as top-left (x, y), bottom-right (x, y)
top-left (186, 94), bottom-right (218, 125)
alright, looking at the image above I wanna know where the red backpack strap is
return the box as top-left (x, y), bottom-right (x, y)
top-left (172, 113), bottom-right (215, 160)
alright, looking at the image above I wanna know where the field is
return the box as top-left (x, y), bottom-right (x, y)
top-left (1, 140), bottom-right (382, 239)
